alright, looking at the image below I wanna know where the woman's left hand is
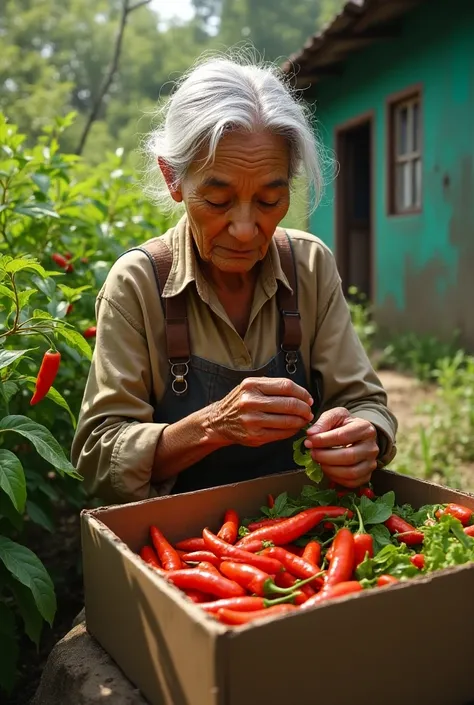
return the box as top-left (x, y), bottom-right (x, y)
top-left (304, 407), bottom-right (379, 488)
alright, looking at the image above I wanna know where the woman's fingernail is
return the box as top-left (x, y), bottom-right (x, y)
top-left (308, 398), bottom-right (314, 406)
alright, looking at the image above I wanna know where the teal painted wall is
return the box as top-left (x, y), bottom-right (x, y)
top-left (310, 0), bottom-right (474, 346)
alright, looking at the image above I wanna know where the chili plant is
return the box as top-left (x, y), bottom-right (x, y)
top-left (0, 255), bottom-right (91, 694)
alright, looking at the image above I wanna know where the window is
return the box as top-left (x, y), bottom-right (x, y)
top-left (388, 91), bottom-right (422, 214)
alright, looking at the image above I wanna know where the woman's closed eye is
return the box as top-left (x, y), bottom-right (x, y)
top-left (205, 199), bottom-right (280, 209)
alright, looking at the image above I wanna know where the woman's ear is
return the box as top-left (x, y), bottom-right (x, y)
top-left (158, 158), bottom-right (183, 203)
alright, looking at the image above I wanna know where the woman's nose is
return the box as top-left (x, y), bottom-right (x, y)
top-left (228, 205), bottom-right (258, 242)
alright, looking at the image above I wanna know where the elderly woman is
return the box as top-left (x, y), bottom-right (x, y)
top-left (71, 56), bottom-right (397, 503)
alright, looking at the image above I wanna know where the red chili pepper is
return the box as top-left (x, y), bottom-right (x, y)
top-left (464, 525), bottom-right (474, 537)
top-left (410, 554), bottom-right (425, 570)
top-left (216, 604), bottom-right (296, 625)
top-left (139, 546), bottom-right (164, 571)
top-left (353, 533), bottom-right (374, 569)
top-left (81, 256), bottom-right (89, 264)
top-left (83, 326), bottom-right (97, 339)
top-left (267, 494), bottom-right (275, 509)
top-left (66, 303), bottom-right (73, 316)
top-left (353, 506), bottom-right (374, 569)
top-left (184, 590), bottom-right (209, 603)
top-left (64, 252), bottom-right (73, 260)
top-left (274, 571), bottom-right (315, 605)
top-left (325, 528), bottom-right (355, 587)
top-left (219, 561), bottom-right (296, 598)
top-left (358, 487), bottom-right (376, 499)
top-left (150, 526), bottom-right (183, 571)
top-left (436, 503), bottom-right (473, 527)
top-left (235, 538), bottom-right (272, 553)
top-left (30, 350), bottom-right (61, 405)
top-left (202, 528), bottom-right (283, 574)
top-left (52, 253), bottom-right (68, 268)
top-left (325, 545), bottom-right (334, 562)
top-left (385, 514), bottom-right (417, 534)
top-left (300, 581), bottom-right (362, 609)
top-left (336, 490), bottom-right (350, 498)
top-left (247, 517), bottom-right (287, 532)
top-left (181, 551), bottom-right (220, 567)
top-left (301, 541), bottom-right (321, 567)
top-left (236, 507), bottom-right (352, 549)
top-left (165, 568), bottom-right (245, 599)
top-left (175, 537), bottom-right (206, 552)
top-left (395, 530), bottom-right (424, 546)
top-left (377, 575), bottom-right (399, 587)
top-left (201, 596), bottom-right (285, 613)
top-left (217, 509), bottom-right (239, 544)
top-left (260, 547), bottom-right (323, 585)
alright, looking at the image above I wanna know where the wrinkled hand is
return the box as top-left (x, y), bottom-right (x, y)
top-left (304, 407), bottom-right (379, 488)
top-left (208, 377), bottom-right (314, 448)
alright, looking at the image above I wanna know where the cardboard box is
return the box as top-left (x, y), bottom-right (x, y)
top-left (81, 469), bottom-right (474, 705)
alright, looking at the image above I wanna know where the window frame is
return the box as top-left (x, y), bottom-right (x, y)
top-left (386, 85), bottom-right (423, 216)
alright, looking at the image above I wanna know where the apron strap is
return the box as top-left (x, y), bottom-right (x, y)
top-left (136, 229), bottom-right (302, 383)
top-left (273, 229), bottom-right (303, 354)
top-left (139, 238), bottom-right (191, 366)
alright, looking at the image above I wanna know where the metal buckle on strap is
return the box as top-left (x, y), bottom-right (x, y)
top-left (282, 350), bottom-right (298, 375)
top-left (170, 360), bottom-right (190, 396)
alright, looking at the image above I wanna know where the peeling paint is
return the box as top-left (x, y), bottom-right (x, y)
top-left (311, 0), bottom-right (474, 348)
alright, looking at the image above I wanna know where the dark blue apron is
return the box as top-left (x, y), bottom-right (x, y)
top-left (133, 230), bottom-right (322, 494)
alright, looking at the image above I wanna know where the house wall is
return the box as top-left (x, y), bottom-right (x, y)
top-left (311, 0), bottom-right (474, 347)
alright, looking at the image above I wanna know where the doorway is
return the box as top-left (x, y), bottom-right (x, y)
top-left (335, 115), bottom-right (373, 301)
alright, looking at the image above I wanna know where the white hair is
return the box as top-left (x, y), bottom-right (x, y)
top-left (142, 50), bottom-right (328, 213)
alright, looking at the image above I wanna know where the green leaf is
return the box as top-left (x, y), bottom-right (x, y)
top-left (57, 326), bottom-right (92, 361)
top-left (4, 258), bottom-right (47, 278)
top-left (369, 524), bottom-right (393, 555)
top-left (0, 283), bottom-right (15, 301)
top-left (24, 377), bottom-right (76, 428)
top-left (17, 288), bottom-right (37, 309)
top-left (0, 381), bottom-right (18, 408)
top-left (394, 503), bottom-right (436, 527)
top-left (0, 449), bottom-right (26, 513)
top-left (273, 492), bottom-right (288, 515)
top-left (31, 173), bottom-right (51, 194)
top-left (57, 284), bottom-right (91, 299)
top-left (292, 436), bottom-right (323, 484)
top-left (26, 500), bottom-right (54, 533)
top-left (423, 514), bottom-right (474, 572)
top-left (356, 543), bottom-right (420, 582)
top-left (0, 348), bottom-right (33, 371)
top-left (13, 203), bottom-right (59, 219)
top-left (299, 485), bottom-right (338, 507)
top-left (358, 492), bottom-right (394, 525)
top-left (0, 536), bottom-right (56, 624)
top-left (0, 415), bottom-right (82, 479)
top-left (31, 309), bottom-right (53, 320)
top-left (8, 578), bottom-right (43, 647)
top-left (0, 603), bottom-right (19, 694)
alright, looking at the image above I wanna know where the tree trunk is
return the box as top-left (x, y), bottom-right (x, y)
top-left (75, 0), bottom-right (151, 156)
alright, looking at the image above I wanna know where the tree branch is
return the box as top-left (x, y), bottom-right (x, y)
top-left (75, 0), bottom-right (152, 156)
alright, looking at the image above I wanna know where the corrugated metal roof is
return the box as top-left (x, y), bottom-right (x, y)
top-left (281, 0), bottom-right (428, 89)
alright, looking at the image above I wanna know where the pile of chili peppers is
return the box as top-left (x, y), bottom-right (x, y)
top-left (137, 486), bottom-right (474, 627)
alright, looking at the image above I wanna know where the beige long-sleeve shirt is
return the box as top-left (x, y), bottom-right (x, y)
top-left (71, 215), bottom-right (397, 504)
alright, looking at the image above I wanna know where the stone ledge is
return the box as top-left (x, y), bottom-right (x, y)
top-left (31, 620), bottom-right (149, 705)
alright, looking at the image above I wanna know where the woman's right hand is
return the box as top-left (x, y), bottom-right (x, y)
top-left (206, 377), bottom-right (314, 447)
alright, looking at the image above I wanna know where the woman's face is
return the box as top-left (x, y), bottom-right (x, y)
top-left (166, 131), bottom-right (291, 273)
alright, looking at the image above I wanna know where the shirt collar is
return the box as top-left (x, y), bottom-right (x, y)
top-left (161, 215), bottom-right (293, 299)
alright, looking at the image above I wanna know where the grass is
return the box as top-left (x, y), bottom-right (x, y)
top-left (348, 290), bottom-right (474, 490)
